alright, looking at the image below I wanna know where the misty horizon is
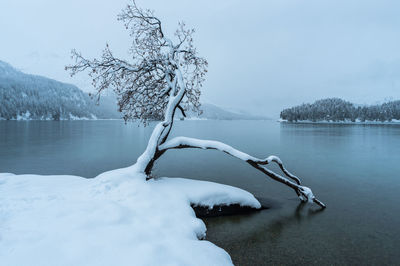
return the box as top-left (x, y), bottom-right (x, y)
top-left (1, 0), bottom-right (400, 117)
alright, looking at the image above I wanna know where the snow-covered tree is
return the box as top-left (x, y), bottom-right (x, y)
top-left (66, 0), bottom-right (325, 208)
top-left (280, 98), bottom-right (400, 122)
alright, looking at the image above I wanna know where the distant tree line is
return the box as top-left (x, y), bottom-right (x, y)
top-left (280, 98), bottom-right (400, 122)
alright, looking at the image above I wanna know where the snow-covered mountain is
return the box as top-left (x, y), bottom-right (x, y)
top-left (186, 103), bottom-right (269, 120)
top-left (0, 60), bottom-right (120, 120)
top-left (0, 60), bottom-right (267, 121)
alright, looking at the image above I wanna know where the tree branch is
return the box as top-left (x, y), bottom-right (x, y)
top-left (158, 136), bottom-right (326, 208)
top-left (177, 105), bottom-right (186, 117)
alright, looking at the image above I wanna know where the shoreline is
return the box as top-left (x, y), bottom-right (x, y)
top-left (0, 118), bottom-right (272, 122)
top-left (192, 203), bottom-right (267, 218)
top-left (278, 119), bottom-right (400, 125)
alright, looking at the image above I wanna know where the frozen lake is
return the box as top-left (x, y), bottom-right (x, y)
top-left (1, 120), bottom-right (399, 265)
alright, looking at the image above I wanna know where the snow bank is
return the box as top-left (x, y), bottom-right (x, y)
top-left (154, 177), bottom-right (261, 209)
top-left (0, 166), bottom-right (260, 266)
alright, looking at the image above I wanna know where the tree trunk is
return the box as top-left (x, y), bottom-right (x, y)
top-left (136, 61), bottom-right (186, 175)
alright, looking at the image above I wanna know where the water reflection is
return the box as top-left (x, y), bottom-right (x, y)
top-left (262, 203), bottom-right (325, 242)
top-left (205, 201), bottom-right (324, 244)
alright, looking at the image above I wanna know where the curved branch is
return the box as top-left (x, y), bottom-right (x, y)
top-left (257, 155), bottom-right (301, 185)
top-left (159, 137), bottom-right (301, 184)
top-left (158, 137), bottom-right (326, 208)
top-left (177, 105), bottom-right (186, 117)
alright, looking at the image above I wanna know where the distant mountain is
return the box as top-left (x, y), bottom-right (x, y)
top-left (0, 60), bottom-right (120, 120)
top-left (0, 60), bottom-right (267, 121)
top-left (280, 98), bottom-right (400, 122)
top-left (185, 103), bottom-right (269, 120)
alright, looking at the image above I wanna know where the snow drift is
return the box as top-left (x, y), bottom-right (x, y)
top-left (0, 165), bottom-right (260, 266)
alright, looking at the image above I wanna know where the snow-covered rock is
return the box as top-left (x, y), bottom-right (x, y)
top-left (0, 166), bottom-right (260, 266)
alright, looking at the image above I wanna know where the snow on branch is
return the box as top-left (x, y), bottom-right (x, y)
top-left (159, 137), bottom-right (326, 208)
top-left (66, 0), bottom-right (325, 209)
top-left (66, 0), bottom-right (207, 124)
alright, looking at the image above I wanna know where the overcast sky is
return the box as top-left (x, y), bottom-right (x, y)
top-left (1, 0), bottom-right (400, 117)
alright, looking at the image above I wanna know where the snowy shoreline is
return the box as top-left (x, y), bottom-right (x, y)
top-left (0, 118), bottom-right (271, 122)
top-left (0, 117), bottom-right (124, 121)
top-left (0, 166), bottom-right (261, 266)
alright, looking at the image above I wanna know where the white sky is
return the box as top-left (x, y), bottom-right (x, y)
top-left (1, 0), bottom-right (400, 117)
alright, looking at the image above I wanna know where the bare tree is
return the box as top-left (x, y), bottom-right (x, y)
top-left (66, 0), bottom-right (325, 208)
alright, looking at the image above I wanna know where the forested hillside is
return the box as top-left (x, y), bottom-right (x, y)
top-left (0, 60), bottom-right (120, 120)
top-left (280, 98), bottom-right (400, 122)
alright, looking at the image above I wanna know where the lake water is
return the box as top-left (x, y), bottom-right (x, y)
top-left (1, 120), bottom-right (399, 265)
